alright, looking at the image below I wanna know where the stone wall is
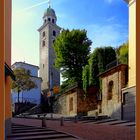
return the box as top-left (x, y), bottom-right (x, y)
top-left (99, 65), bottom-right (128, 120)
top-left (54, 90), bottom-right (77, 116)
top-left (101, 72), bottom-right (122, 119)
top-left (55, 87), bottom-right (90, 116)
top-left (55, 94), bottom-right (67, 115)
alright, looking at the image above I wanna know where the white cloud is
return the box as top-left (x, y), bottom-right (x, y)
top-left (105, 0), bottom-right (113, 4)
top-left (104, 0), bottom-right (121, 4)
top-left (107, 16), bottom-right (116, 22)
top-left (15, 0), bottom-right (49, 13)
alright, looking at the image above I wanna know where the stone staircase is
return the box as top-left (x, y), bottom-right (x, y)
top-left (7, 123), bottom-right (79, 140)
top-left (78, 118), bottom-right (136, 127)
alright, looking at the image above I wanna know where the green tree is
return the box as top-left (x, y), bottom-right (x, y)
top-left (53, 29), bottom-right (92, 87)
top-left (82, 65), bottom-right (89, 92)
top-left (117, 42), bottom-right (128, 64)
top-left (82, 46), bottom-right (116, 91)
top-left (11, 68), bottom-right (37, 103)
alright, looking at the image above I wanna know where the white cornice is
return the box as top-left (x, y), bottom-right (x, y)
top-left (124, 0), bottom-right (136, 5)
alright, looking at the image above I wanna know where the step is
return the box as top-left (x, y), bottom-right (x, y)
top-left (12, 128), bottom-right (54, 133)
top-left (112, 122), bottom-right (136, 126)
top-left (8, 131), bottom-right (62, 137)
top-left (8, 134), bottom-right (75, 140)
top-left (12, 127), bottom-right (45, 131)
top-left (109, 120), bottom-right (131, 125)
top-left (80, 120), bottom-right (97, 123)
top-left (93, 119), bottom-right (118, 124)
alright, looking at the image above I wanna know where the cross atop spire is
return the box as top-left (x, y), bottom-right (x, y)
top-left (48, 0), bottom-right (51, 8)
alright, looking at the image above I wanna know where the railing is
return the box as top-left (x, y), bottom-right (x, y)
top-left (60, 82), bottom-right (78, 94)
top-left (13, 97), bottom-right (38, 104)
top-left (106, 59), bottom-right (121, 70)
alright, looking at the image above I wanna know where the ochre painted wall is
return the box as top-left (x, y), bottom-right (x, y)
top-left (5, 0), bottom-right (12, 120)
top-left (128, 0), bottom-right (136, 87)
top-left (0, 0), bottom-right (12, 139)
top-left (0, 0), bottom-right (5, 139)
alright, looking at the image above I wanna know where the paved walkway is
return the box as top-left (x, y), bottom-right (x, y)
top-left (11, 118), bottom-right (135, 140)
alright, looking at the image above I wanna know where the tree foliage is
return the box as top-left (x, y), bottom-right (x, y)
top-left (116, 42), bottom-right (128, 64)
top-left (82, 65), bottom-right (89, 92)
top-left (82, 46), bottom-right (116, 91)
top-left (11, 68), bottom-right (37, 103)
top-left (53, 29), bottom-right (92, 88)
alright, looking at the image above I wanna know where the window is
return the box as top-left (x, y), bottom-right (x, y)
top-left (107, 80), bottom-right (113, 100)
top-left (42, 40), bottom-right (45, 47)
top-left (42, 31), bottom-right (45, 37)
top-left (43, 64), bottom-right (44, 68)
top-left (48, 18), bottom-right (51, 21)
top-left (52, 19), bottom-right (55, 23)
top-left (44, 19), bottom-right (47, 23)
top-left (53, 30), bottom-right (56, 36)
top-left (69, 97), bottom-right (73, 111)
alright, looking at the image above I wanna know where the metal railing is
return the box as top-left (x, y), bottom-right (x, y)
top-left (106, 59), bottom-right (121, 70)
top-left (13, 97), bottom-right (38, 104)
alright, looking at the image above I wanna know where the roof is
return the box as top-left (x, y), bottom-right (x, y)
top-left (43, 7), bottom-right (56, 18)
top-left (12, 62), bottom-right (39, 69)
top-left (5, 63), bottom-right (16, 81)
top-left (38, 22), bottom-right (61, 32)
top-left (98, 64), bottom-right (128, 78)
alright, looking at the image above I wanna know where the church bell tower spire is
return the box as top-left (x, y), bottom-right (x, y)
top-left (48, 0), bottom-right (51, 8)
top-left (38, 2), bottom-right (61, 92)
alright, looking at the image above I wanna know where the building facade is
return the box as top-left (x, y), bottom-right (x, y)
top-left (11, 62), bottom-right (42, 105)
top-left (99, 64), bottom-right (128, 120)
top-left (0, 0), bottom-right (13, 139)
top-left (38, 6), bottom-right (61, 92)
top-left (122, 0), bottom-right (136, 121)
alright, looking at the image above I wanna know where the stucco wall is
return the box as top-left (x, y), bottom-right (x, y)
top-left (11, 62), bottom-right (42, 105)
top-left (128, 0), bottom-right (136, 87)
top-left (12, 77), bottom-right (41, 105)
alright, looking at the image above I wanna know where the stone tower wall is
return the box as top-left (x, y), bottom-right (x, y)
top-left (39, 11), bottom-right (61, 91)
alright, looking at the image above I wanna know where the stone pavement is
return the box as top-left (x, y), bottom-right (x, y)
top-left (11, 118), bottom-right (135, 140)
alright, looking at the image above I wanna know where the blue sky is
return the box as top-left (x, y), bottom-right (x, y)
top-left (12, 0), bottom-right (128, 66)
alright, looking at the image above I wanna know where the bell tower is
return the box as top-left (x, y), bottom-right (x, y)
top-left (38, 4), bottom-right (61, 91)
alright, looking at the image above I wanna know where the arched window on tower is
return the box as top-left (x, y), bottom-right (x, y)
top-left (42, 31), bottom-right (45, 37)
top-left (42, 40), bottom-right (45, 47)
top-left (53, 30), bottom-right (56, 36)
top-left (48, 18), bottom-right (51, 21)
top-left (52, 19), bottom-right (55, 24)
